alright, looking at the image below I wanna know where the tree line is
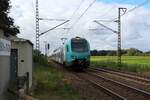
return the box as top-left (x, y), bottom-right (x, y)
top-left (90, 48), bottom-right (150, 56)
top-left (0, 0), bottom-right (19, 36)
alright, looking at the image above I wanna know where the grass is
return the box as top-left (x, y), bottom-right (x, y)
top-left (32, 64), bottom-right (81, 100)
top-left (91, 56), bottom-right (150, 73)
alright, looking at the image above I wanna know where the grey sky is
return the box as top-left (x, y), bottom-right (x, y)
top-left (9, 0), bottom-right (150, 54)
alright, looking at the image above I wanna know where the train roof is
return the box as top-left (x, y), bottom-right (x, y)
top-left (72, 36), bottom-right (84, 39)
top-left (71, 37), bottom-right (87, 42)
top-left (53, 37), bottom-right (88, 52)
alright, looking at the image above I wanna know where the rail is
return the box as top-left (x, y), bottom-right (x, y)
top-left (75, 73), bottom-right (127, 100)
top-left (89, 67), bottom-right (150, 84)
top-left (86, 71), bottom-right (150, 98)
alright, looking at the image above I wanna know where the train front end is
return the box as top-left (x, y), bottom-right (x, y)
top-left (65, 37), bottom-right (90, 69)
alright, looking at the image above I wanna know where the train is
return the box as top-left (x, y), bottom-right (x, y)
top-left (51, 37), bottom-right (90, 70)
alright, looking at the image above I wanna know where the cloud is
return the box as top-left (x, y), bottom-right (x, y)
top-left (9, 0), bottom-right (150, 54)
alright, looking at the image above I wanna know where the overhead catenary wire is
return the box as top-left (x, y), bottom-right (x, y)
top-left (40, 0), bottom-right (85, 35)
top-left (31, 0), bottom-right (36, 16)
top-left (94, 20), bottom-right (118, 33)
top-left (69, 0), bottom-right (85, 19)
top-left (39, 18), bottom-right (68, 21)
top-left (97, 0), bottom-right (150, 23)
top-left (125, 0), bottom-right (150, 14)
top-left (66, 0), bottom-right (85, 33)
top-left (74, 0), bottom-right (96, 23)
top-left (98, 0), bottom-right (125, 18)
top-left (40, 20), bottom-right (70, 36)
top-left (111, 0), bottom-right (150, 21)
top-left (94, 19), bottom-right (115, 22)
top-left (94, 0), bottom-right (127, 23)
top-left (68, 0), bottom-right (96, 33)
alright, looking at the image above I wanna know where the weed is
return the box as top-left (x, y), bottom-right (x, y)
top-left (33, 64), bottom-right (81, 100)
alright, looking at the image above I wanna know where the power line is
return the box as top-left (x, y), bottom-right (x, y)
top-left (31, 0), bottom-right (36, 16)
top-left (39, 20), bottom-right (70, 36)
top-left (94, 20), bottom-right (118, 33)
top-left (98, 0), bottom-right (125, 18)
top-left (125, 0), bottom-right (150, 14)
top-left (94, 19), bottom-right (115, 22)
top-left (75, 0), bottom-right (96, 23)
top-left (66, 0), bottom-right (85, 33)
top-left (68, 0), bottom-right (96, 33)
top-left (39, 18), bottom-right (68, 21)
top-left (94, 0), bottom-right (127, 24)
top-left (111, 0), bottom-right (150, 21)
top-left (98, 0), bottom-right (150, 23)
top-left (69, 0), bottom-right (85, 19)
top-left (88, 28), bottom-right (105, 31)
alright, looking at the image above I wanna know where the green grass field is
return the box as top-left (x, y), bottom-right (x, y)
top-left (91, 56), bottom-right (150, 73)
top-left (91, 56), bottom-right (150, 66)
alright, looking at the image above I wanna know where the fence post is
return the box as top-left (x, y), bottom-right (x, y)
top-left (26, 72), bottom-right (29, 94)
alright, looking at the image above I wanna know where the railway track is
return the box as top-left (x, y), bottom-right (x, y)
top-left (89, 67), bottom-right (150, 85)
top-left (75, 73), bottom-right (127, 100)
top-left (76, 71), bottom-right (150, 100)
top-left (51, 61), bottom-right (150, 99)
top-left (88, 67), bottom-right (150, 93)
top-left (51, 61), bottom-right (117, 99)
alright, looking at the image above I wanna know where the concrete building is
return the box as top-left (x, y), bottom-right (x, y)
top-left (0, 29), bottom-right (33, 99)
top-left (0, 29), bottom-right (11, 100)
top-left (11, 37), bottom-right (33, 89)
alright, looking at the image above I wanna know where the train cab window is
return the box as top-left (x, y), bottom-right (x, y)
top-left (71, 39), bottom-right (88, 52)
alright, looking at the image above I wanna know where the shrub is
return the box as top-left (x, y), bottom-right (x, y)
top-left (33, 50), bottom-right (48, 66)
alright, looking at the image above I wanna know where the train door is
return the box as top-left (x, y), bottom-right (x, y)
top-left (63, 45), bottom-right (66, 64)
top-left (60, 48), bottom-right (63, 64)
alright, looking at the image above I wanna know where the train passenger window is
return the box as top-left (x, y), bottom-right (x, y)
top-left (66, 45), bottom-right (69, 52)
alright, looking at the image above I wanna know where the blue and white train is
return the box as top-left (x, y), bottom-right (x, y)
top-left (51, 37), bottom-right (90, 70)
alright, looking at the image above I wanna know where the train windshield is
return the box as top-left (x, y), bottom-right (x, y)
top-left (71, 39), bottom-right (88, 52)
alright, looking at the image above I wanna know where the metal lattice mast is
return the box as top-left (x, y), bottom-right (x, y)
top-left (117, 8), bottom-right (127, 65)
top-left (35, 0), bottom-right (40, 50)
top-left (118, 8), bottom-right (121, 65)
top-left (93, 7), bottom-right (126, 66)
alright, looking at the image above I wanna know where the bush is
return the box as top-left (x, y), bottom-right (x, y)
top-left (33, 65), bottom-right (81, 100)
top-left (33, 50), bottom-right (48, 66)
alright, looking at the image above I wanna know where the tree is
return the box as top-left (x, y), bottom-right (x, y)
top-left (90, 50), bottom-right (98, 56)
top-left (127, 48), bottom-right (142, 56)
top-left (33, 50), bottom-right (48, 66)
top-left (0, 0), bottom-right (20, 36)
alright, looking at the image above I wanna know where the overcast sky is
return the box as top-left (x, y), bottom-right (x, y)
top-left (9, 0), bottom-right (150, 54)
